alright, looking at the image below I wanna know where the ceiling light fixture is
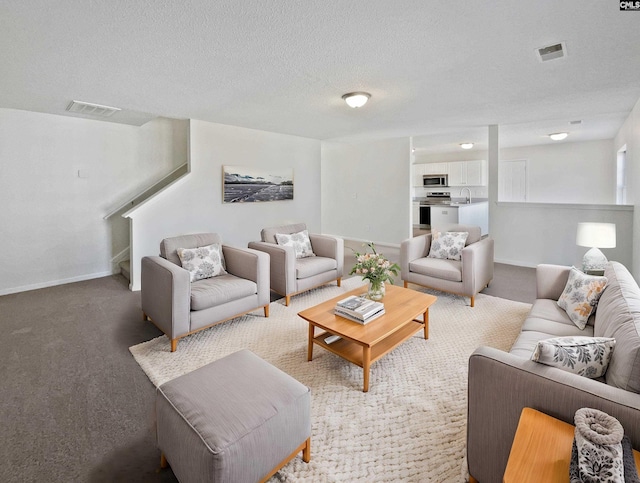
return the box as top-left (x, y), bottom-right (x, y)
top-left (342, 92), bottom-right (371, 108)
top-left (549, 132), bottom-right (568, 141)
top-left (460, 143), bottom-right (474, 149)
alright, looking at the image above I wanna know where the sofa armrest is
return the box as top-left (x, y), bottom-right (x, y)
top-left (222, 246), bottom-right (270, 306)
top-left (309, 234), bottom-right (344, 277)
top-left (248, 241), bottom-right (296, 295)
top-left (467, 346), bottom-right (640, 483)
top-left (536, 264), bottom-right (571, 300)
top-left (400, 234), bottom-right (432, 278)
top-left (461, 237), bottom-right (494, 295)
top-left (141, 256), bottom-right (191, 339)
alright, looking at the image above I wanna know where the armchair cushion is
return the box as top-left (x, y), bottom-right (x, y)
top-left (177, 243), bottom-right (227, 282)
top-left (427, 231), bottom-right (468, 261)
top-left (296, 257), bottom-right (338, 279)
top-left (161, 233), bottom-right (224, 266)
top-left (275, 230), bottom-right (315, 259)
top-left (409, 258), bottom-right (462, 282)
top-left (261, 223), bottom-right (307, 244)
top-left (190, 274), bottom-right (258, 311)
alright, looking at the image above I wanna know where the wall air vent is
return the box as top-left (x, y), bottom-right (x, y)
top-left (569, 120), bottom-right (582, 125)
top-left (536, 42), bottom-right (567, 62)
top-left (66, 100), bottom-right (121, 118)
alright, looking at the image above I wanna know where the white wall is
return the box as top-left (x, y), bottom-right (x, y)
top-left (0, 109), bottom-right (186, 295)
top-left (615, 96), bottom-right (640, 278)
top-left (321, 138), bottom-right (411, 245)
top-left (492, 202), bottom-right (633, 269)
top-left (127, 120), bottom-right (321, 290)
top-left (499, 139), bottom-right (615, 204)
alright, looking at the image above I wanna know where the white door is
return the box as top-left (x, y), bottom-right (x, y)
top-left (499, 160), bottom-right (527, 201)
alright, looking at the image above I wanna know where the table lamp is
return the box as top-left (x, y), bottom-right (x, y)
top-left (576, 222), bottom-right (616, 272)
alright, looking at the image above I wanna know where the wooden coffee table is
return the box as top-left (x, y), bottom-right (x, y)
top-left (298, 284), bottom-right (437, 392)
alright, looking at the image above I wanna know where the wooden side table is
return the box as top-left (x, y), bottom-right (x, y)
top-left (503, 407), bottom-right (640, 482)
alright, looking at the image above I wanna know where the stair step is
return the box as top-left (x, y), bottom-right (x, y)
top-left (119, 260), bottom-right (131, 281)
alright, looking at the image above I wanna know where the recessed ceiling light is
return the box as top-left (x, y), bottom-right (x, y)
top-left (342, 92), bottom-right (371, 108)
top-left (460, 143), bottom-right (474, 149)
top-left (549, 132), bottom-right (568, 141)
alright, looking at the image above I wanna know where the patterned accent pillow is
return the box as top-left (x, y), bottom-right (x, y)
top-left (176, 243), bottom-right (227, 282)
top-left (275, 230), bottom-right (315, 259)
top-left (557, 267), bottom-right (608, 329)
top-left (531, 336), bottom-right (616, 379)
top-left (427, 231), bottom-right (469, 261)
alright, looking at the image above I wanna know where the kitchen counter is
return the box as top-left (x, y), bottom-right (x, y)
top-left (416, 198), bottom-right (489, 206)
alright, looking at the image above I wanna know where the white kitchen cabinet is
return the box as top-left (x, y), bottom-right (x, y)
top-left (447, 160), bottom-right (487, 186)
top-left (423, 162), bottom-right (448, 175)
top-left (458, 201), bottom-right (489, 235)
top-left (412, 164), bottom-right (426, 187)
top-left (429, 205), bottom-right (458, 228)
top-left (412, 202), bottom-right (420, 225)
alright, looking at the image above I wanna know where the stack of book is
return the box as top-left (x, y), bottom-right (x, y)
top-left (334, 295), bottom-right (385, 324)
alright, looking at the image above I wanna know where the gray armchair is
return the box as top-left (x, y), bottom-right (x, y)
top-left (248, 223), bottom-right (344, 306)
top-left (141, 233), bottom-right (270, 352)
top-left (400, 224), bottom-right (494, 307)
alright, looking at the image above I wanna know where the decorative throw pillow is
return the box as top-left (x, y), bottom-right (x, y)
top-left (531, 336), bottom-right (616, 379)
top-left (275, 230), bottom-right (315, 259)
top-left (557, 267), bottom-right (608, 329)
top-left (427, 231), bottom-right (469, 261)
top-left (176, 243), bottom-right (227, 282)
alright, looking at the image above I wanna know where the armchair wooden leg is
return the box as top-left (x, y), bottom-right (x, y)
top-left (170, 339), bottom-right (178, 352)
top-left (285, 295), bottom-right (291, 306)
top-left (469, 476), bottom-right (478, 483)
top-left (142, 311), bottom-right (148, 321)
top-left (264, 305), bottom-right (270, 317)
top-left (160, 453), bottom-right (168, 469)
top-left (303, 437), bottom-right (311, 463)
top-left (403, 280), bottom-right (408, 288)
top-left (336, 277), bottom-right (341, 287)
top-left (470, 296), bottom-right (475, 307)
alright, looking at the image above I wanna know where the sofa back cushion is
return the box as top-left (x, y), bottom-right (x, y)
top-left (160, 233), bottom-right (223, 266)
top-left (594, 261), bottom-right (640, 393)
top-left (261, 223), bottom-right (307, 244)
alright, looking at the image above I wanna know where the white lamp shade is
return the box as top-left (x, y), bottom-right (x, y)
top-left (342, 92), bottom-right (370, 108)
top-left (576, 222), bottom-right (616, 248)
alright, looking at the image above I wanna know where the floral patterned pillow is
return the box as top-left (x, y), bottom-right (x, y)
top-left (275, 230), bottom-right (316, 259)
top-left (427, 231), bottom-right (469, 261)
top-left (557, 267), bottom-right (608, 329)
top-left (176, 243), bottom-right (227, 282)
top-left (531, 336), bottom-right (616, 379)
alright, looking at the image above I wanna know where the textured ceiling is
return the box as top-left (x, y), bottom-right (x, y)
top-left (1, 0), bottom-right (640, 146)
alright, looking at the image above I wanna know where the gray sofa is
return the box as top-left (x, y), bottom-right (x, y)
top-left (141, 233), bottom-right (270, 352)
top-left (467, 261), bottom-right (640, 482)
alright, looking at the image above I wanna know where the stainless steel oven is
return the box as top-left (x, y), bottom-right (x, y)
top-left (423, 174), bottom-right (448, 187)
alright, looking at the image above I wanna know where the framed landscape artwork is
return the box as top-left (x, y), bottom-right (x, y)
top-left (223, 166), bottom-right (294, 203)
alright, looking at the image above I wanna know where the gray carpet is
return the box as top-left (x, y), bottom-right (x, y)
top-left (0, 263), bottom-right (535, 482)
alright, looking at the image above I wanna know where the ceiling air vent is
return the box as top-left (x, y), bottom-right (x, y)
top-left (536, 42), bottom-right (567, 62)
top-left (66, 100), bottom-right (121, 118)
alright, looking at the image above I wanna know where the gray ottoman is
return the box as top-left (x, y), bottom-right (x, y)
top-left (156, 349), bottom-right (311, 482)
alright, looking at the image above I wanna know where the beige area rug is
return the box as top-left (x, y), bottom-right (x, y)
top-left (130, 278), bottom-right (531, 482)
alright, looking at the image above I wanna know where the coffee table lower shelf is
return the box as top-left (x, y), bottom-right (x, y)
top-left (313, 320), bottom-right (424, 367)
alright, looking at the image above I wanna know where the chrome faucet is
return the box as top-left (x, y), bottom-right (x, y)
top-left (461, 187), bottom-right (472, 203)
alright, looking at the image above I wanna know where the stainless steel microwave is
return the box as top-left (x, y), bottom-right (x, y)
top-left (423, 174), bottom-right (448, 187)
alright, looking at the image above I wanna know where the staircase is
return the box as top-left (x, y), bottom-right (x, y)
top-left (119, 260), bottom-right (131, 281)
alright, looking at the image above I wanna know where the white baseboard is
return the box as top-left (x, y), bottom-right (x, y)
top-left (0, 270), bottom-right (115, 296)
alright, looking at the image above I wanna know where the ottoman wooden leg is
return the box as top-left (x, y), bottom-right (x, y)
top-left (302, 437), bottom-right (311, 463)
top-left (160, 453), bottom-right (168, 469)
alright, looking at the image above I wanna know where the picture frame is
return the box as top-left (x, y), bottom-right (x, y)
top-left (223, 166), bottom-right (294, 203)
